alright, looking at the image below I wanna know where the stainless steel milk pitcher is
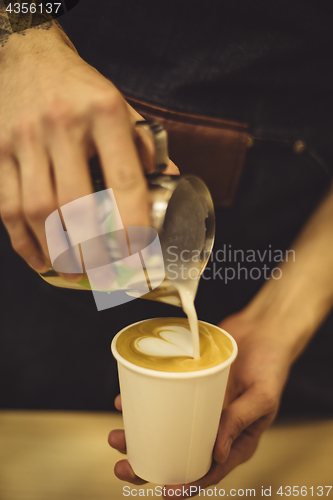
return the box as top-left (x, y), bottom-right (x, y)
top-left (39, 121), bottom-right (215, 307)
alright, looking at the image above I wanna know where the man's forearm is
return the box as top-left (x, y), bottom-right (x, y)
top-left (0, 0), bottom-right (54, 47)
top-left (0, 0), bottom-right (13, 46)
top-left (242, 183), bottom-right (333, 362)
top-left (0, 0), bottom-right (76, 52)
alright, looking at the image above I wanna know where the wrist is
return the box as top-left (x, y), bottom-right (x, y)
top-left (0, 19), bottom-right (76, 64)
top-left (238, 275), bottom-right (325, 364)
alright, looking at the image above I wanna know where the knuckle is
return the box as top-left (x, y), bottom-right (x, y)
top-left (113, 167), bottom-right (144, 191)
top-left (12, 119), bottom-right (39, 143)
top-left (11, 234), bottom-right (32, 256)
top-left (233, 413), bottom-right (247, 437)
top-left (263, 393), bottom-right (278, 413)
top-left (91, 89), bottom-right (124, 116)
top-left (43, 99), bottom-right (76, 128)
top-left (213, 440), bottom-right (226, 464)
top-left (1, 204), bottom-right (22, 225)
top-left (25, 200), bottom-right (55, 222)
top-left (256, 384), bottom-right (279, 413)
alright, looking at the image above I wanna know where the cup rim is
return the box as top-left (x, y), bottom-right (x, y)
top-left (111, 318), bottom-right (238, 379)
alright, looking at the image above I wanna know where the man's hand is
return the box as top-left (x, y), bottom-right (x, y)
top-left (0, 25), bottom-right (178, 275)
top-left (108, 312), bottom-right (292, 498)
top-left (109, 182), bottom-right (333, 496)
top-left (180, 314), bottom-right (290, 494)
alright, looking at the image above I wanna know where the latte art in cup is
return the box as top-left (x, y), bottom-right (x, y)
top-left (116, 317), bottom-right (233, 372)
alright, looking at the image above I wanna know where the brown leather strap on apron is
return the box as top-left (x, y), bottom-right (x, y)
top-left (126, 96), bottom-right (249, 208)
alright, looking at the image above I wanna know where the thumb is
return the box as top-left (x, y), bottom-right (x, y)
top-left (114, 394), bottom-right (122, 411)
top-left (213, 385), bottom-right (275, 464)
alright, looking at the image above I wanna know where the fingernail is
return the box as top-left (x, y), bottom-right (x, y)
top-left (64, 273), bottom-right (83, 282)
top-left (29, 256), bottom-right (46, 272)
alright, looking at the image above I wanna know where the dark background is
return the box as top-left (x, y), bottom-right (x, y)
top-left (1, 0), bottom-right (333, 417)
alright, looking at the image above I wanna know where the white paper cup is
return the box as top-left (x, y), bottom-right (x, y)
top-left (111, 319), bottom-right (238, 485)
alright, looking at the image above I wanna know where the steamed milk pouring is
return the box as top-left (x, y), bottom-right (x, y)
top-left (158, 178), bottom-right (212, 359)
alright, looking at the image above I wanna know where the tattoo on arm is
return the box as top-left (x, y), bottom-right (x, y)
top-left (0, 0), bottom-right (13, 46)
top-left (0, 0), bottom-right (60, 48)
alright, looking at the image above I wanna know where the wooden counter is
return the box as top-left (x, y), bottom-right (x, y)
top-left (0, 412), bottom-right (332, 500)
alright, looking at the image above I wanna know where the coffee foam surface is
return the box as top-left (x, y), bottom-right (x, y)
top-left (137, 325), bottom-right (194, 357)
top-left (116, 318), bottom-right (233, 372)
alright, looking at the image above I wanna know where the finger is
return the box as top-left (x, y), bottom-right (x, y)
top-left (213, 386), bottom-right (276, 464)
top-left (92, 93), bottom-right (149, 228)
top-left (58, 271), bottom-right (85, 282)
top-left (0, 153), bottom-right (48, 272)
top-left (164, 159), bottom-right (180, 176)
top-left (114, 394), bottom-right (122, 411)
top-left (14, 123), bottom-right (56, 266)
top-left (108, 429), bottom-right (127, 454)
top-left (114, 459), bottom-right (147, 486)
top-left (48, 125), bottom-right (112, 287)
top-left (47, 126), bottom-right (93, 205)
